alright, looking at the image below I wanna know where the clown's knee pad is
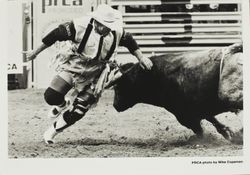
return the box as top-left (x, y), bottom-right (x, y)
top-left (44, 87), bottom-right (65, 105)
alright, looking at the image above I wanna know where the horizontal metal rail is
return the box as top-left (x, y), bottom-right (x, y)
top-left (124, 23), bottom-right (241, 33)
top-left (111, 0), bottom-right (241, 6)
top-left (123, 12), bottom-right (242, 22)
top-left (118, 46), bottom-right (225, 53)
top-left (133, 34), bottom-right (241, 44)
top-left (111, 0), bottom-right (242, 53)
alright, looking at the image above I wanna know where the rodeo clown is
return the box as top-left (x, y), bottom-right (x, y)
top-left (27, 4), bottom-right (153, 144)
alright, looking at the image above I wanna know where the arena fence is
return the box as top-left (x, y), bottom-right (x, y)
top-left (108, 0), bottom-right (242, 55)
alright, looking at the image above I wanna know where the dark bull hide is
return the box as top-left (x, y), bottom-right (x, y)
top-left (113, 43), bottom-right (243, 141)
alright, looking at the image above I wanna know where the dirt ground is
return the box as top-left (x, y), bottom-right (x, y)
top-left (8, 88), bottom-right (243, 158)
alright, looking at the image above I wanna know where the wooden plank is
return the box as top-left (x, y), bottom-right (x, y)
top-left (124, 23), bottom-right (241, 28)
top-left (111, 0), bottom-right (241, 6)
top-left (133, 34), bottom-right (241, 39)
top-left (124, 23), bottom-right (241, 33)
top-left (135, 38), bottom-right (241, 44)
top-left (133, 34), bottom-right (242, 44)
top-left (123, 12), bottom-right (242, 22)
top-left (126, 28), bottom-right (241, 33)
top-left (124, 15), bottom-right (241, 22)
top-left (123, 12), bottom-right (242, 17)
top-left (117, 46), bottom-right (224, 53)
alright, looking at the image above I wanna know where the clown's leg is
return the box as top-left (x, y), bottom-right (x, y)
top-left (43, 89), bottom-right (96, 144)
top-left (45, 72), bottom-right (73, 118)
top-left (47, 96), bottom-right (71, 119)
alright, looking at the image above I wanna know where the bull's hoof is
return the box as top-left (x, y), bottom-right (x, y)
top-left (230, 128), bottom-right (243, 145)
top-left (220, 126), bottom-right (234, 141)
top-left (188, 133), bottom-right (204, 142)
top-left (196, 133), bottom-right (204, 139)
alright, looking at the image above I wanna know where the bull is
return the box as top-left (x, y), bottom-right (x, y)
top-left (112, 43), bottom-right (243, 141)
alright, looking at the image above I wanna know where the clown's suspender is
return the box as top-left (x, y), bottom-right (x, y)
top-left (77, 18), bottom-right (94, 54)
top-left (104, 31), bottom-right (117, 61)
top-left (77, 18), bottom-right (117, 61)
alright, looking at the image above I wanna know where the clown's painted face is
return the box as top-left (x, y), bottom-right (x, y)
top-left (94, 20), bottom-right (111, 37)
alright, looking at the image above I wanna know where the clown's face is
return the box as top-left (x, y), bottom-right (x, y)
top-left (94, 20), bottom-right (111, 37)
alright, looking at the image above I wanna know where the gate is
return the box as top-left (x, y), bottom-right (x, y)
top-left (108, 0), bottom-right (242, 56)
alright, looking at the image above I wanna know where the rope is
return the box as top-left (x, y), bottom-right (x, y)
top-left (219, 47), bottom-right (228, 79)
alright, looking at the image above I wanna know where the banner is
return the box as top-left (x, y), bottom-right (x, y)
top-left (33, 0), bottom-right (93, 88)
top-left (7, 1), bottom-right (23, 74)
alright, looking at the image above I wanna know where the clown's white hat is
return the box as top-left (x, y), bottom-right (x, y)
top-left (89, 4), bottom-right (122, 30)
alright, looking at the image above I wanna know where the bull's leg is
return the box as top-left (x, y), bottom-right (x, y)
top-left (175, 116), bottom-right (204, 138)
top-left (189, 119), bottom-right (204, 138)
top-left (206, 116), bottom-right (234, 140)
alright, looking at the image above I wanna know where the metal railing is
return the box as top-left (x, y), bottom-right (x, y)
top-left (108, 0), bottom-right (242, 55)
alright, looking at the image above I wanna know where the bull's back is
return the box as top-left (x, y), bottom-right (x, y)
top-left (114, 46), bottom-right (242, 115)
top-left (149, 49), bottom-right (223, 113)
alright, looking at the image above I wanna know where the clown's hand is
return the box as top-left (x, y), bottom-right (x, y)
top-left (23, 50), bottom-right (37, 62)
top-left (139, 57), bottom-right (153, 70)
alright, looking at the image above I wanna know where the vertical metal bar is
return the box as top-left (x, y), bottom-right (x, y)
top-left (22, 2), bottom-right (28, 89)
top-left (31, 1), bottom-right (34, 88)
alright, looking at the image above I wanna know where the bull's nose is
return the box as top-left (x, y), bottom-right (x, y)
top-left (113, 103), bottom-right (123, 112)
top-left (113, 101), bottom-right (129, 112)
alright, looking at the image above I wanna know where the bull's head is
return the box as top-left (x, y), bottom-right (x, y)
top-left (112, 60), bottom-right (159, 112)
top-left (113, 63), bottom-right (142, 112)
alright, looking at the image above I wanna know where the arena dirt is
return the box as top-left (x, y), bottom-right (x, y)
top-left (8, 89), bottom-right (243, 158)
